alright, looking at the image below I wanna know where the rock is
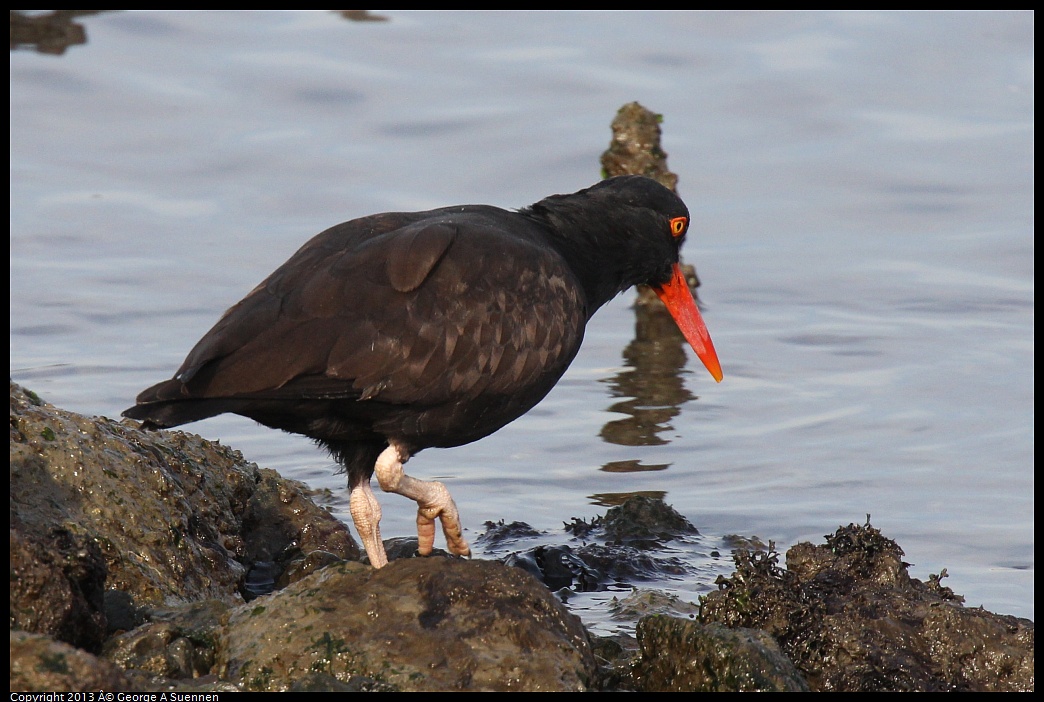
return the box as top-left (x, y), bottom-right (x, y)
top-left (9, 382), bottom-right (600, 692)
top-left (10, 524), bottom-right (108, 653)
top-left (10, 630), bottom-right (132, 692)
top-left (596, 493), bottom-right (699, 544)
top-left (600, 101), bottom-right (678, 190)
top-left (103, 600), bottom-right (232, 680)
top-left (632, 617), bottom-right (809, 692)
top-left (504, 496), bottom-right (700, 592)
top-left (10, 380), bottom-right (360, 631)
top-left (8, 382), bottom-right (1034, 692)
top-left (699, 521), bottom-right (1035, 692)
top-left (217, 557), bottom-right (596, 691)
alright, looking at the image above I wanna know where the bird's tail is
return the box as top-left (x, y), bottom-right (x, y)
top-left (122, 378), bottom-right (243, 429)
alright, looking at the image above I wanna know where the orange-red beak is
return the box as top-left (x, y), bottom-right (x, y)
top-left (653, 263), bottom-right (724, 383)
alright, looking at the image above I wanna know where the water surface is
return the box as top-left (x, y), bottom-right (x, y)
top-left (10, 10), bottom-right (1033, 626)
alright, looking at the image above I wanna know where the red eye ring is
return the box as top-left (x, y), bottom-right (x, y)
top-left (669, 216), bottom-right (687, 237)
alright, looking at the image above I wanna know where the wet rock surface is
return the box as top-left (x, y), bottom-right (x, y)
top-left (10, 381), bottom-right (359, 613)
top-left (10, 522), bottom-right (108, 653)
top-left (9, 381), bottom-right (1033, 692)
top-left (696, 522), bottom-right (1035, 692)
top-left (9, 382), bottom-right (596, 691)
top-left (492, 497), bottom-right (701, 593)
top-left (632, 618), bottom-right (810, 692)
top-left (11, 631), bottom-right (133, 693)
top-left (600, 100), bottom-right (679, 191)
top-left (218, 558), bottom-right (594, 691)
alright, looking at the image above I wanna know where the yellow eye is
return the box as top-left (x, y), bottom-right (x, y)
top-left (669, 216), bottom-right (687, 237)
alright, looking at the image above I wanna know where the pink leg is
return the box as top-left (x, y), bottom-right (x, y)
top-left (373, 442), bottom-right (471, 559)
top-left (348, 479), bottom-right (388, 568)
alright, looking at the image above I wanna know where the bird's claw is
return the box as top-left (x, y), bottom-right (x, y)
top-left (416, 488), bottom-right (471, 558)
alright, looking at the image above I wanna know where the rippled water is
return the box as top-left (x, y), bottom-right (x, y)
top-left (10, 11), bottom-right (1033, 628)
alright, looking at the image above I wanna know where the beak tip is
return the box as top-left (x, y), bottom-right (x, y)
top-left (706, 361), bottom-right (724, 383)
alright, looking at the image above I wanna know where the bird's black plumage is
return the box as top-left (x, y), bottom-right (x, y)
top-left (124, 176), bottom-right (722, 567)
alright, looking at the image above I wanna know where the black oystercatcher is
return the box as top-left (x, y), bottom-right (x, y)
top-left (124, 176), bottom-right (723, 568)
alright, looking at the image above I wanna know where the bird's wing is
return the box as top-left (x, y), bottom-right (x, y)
top-left (151, 211), bottom-right (588, 409)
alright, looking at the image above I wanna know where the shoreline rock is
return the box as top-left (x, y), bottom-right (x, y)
top-left (10, 381), bottom-right (1033, 691)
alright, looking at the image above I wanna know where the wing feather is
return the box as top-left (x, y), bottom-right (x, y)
top-left (160, 209), bottom-right (588, 418)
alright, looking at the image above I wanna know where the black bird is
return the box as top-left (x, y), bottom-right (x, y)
top-left (124, 176), bottom-right (723, 568)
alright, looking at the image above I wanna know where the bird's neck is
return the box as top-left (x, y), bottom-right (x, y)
top-left (519, 204), bottom-right (644, 317)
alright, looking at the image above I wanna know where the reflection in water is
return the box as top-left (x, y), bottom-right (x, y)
top-left (601, 459), bottom-right (669, 473)
top-left (8, 10), bottom-right (387, 58)
top-left (9, 10), bottom-right (106, 55)
top-left (587, 490), bottom-right (668, 508)
top-left (334, 11), bottom-right (389, 22)
top-left (598, 286), bottom-right (699, 452)
top-left (597, 101), bottom-right (709, 469)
